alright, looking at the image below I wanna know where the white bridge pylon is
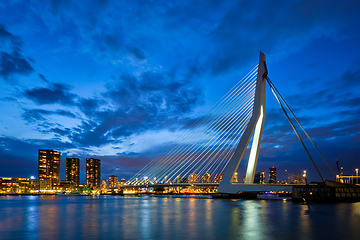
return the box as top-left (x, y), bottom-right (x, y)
top-left (218, 52), bottom-right (271, 194)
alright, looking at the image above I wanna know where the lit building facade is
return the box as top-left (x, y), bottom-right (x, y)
top-left (188, 173), bottom-right (199, 183)
top-left (101, 179), bottom-right (108, 189)
top-left (269, 167), bottom-right (276, 183)
top-left (231, 172), bottom-right (238, 183)
top-left (38, 149), bottom-right (61, 188)
top-left (66, 158), bottom-right (80, 186)
top-left (288, 173), bottom-right (305, 184)
top-left (254, 171), bottom-right (265, 184)
top-left (259, 171), bottom-right (265, 184)
top-left (120, 178), bottom-right (126, 186)
top-left (214, 173), bottom-right (223, 183)
top-left (86, 158), bottom-right (101, 188)
top-left (201, 173), bottom-right (212, 183)
top-left (0, 177), bottom-right (30, 193)
top-left (109, 175), bottom-right (118, 188)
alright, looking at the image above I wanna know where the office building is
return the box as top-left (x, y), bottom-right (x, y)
top-left (66, 158), bottom-right (80, 186)
top-left (38, 149), bottom-right (61, 188)
top-left (86, 158), bottom-right (101, 188)
top-left (269, 167), bottom-right (276, 183)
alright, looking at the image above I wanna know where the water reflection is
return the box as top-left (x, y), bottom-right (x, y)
top-left (26, 205), bottom-right (38, 237)
top-left (0, 196), bottom-right (359, 239)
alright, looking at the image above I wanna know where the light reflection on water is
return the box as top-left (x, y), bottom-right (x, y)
top-left (0, 196), bottom-right (359, 240)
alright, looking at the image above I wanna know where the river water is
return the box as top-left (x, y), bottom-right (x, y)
top-left (0, 195), bottom-right (359, 240)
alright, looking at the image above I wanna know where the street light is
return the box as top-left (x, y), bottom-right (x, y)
top-left (356, 168), bottom-right (359, 184)
top-left (285, 169), bottom-right (287, 184)
top-left (303, 170), bottom-right (307, 185)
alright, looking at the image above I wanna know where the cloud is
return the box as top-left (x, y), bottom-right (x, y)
top-left (132, 47), bottom-right (146, 60)
top-left (0, 25), bottom-right (34, 79)
top-left (23, 82), bottom-right (77, 105)
top-left (22, 108), bottom-right (77, 123)
top-left (0, 51), bottom-right (34, 79)
top-left (38, 73), bottom-right (49, 83)
top-left (24, 68), bottom-right (204, 147)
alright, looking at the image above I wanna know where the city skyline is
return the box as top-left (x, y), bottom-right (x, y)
top-left (0, 1), bottom-right (359, 182)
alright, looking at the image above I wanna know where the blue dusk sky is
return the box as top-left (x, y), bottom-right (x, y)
top-left (0, 0), bottom-right (359, 183)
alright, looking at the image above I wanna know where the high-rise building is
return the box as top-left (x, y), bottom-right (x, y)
top-left (86, 158), bottom-right (101, 188)
top-left (66, 158), bottom-right (80, 186)
top-left (269, 167), bottom-right (276, 183)
top-left (38, 149), bottom-right (61, 188)
top-left (109, 175), bottom-right (118, 188)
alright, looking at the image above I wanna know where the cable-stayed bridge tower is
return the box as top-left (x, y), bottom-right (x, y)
top-left (217, 52), bottom-right (267, 193)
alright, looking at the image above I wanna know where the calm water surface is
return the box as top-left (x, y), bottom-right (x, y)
top-left (0, 195), bottom-right (359, 240)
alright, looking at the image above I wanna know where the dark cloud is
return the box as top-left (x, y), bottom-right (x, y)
top-left (22, 108), bottom-right (77, 123)
top-left (0, 96), bottom-right (18, 102)
top-left (132, 47), bottom-right (146, 60)
top-left (77, 97), bottom-right (103, 117)
top-left (0, 51), bottom-right (34, 79)
top-left (51, 127), bottom-right (72, 136)
top-left (0, 25), bottom-right (34, 79)
top-left (0, 24), bottom-right (22, 48)
top-left (38, 73), bottom-right (49, 83)
top-left (23, 82), bottom-right (77, 105)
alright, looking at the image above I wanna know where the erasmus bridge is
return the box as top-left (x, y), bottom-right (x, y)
top-left (124, 52), bottom-right (337, 195)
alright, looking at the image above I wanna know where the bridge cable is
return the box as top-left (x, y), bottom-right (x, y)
top-left (146, 74), bottom-right (256, 181)
top-left (128, 66), bottom-right (258, 184)
top-left (266, 77), bottom-right (325, 182)
top-left (266, 76), bottom-right (337, 177)
top-left (128, 67), bottom-right (257, 182)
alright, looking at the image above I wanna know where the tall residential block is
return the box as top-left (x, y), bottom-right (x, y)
top-left (269, 167), bottom-right (277, 183)
top-left (66, 158), bottom-right (80, 186)
top-left (86, 158), bottom-right (101, 188)
top-left (108, 175), bottom-right (118, 188)
top-left (38, 149), bottom-right (61, 187)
